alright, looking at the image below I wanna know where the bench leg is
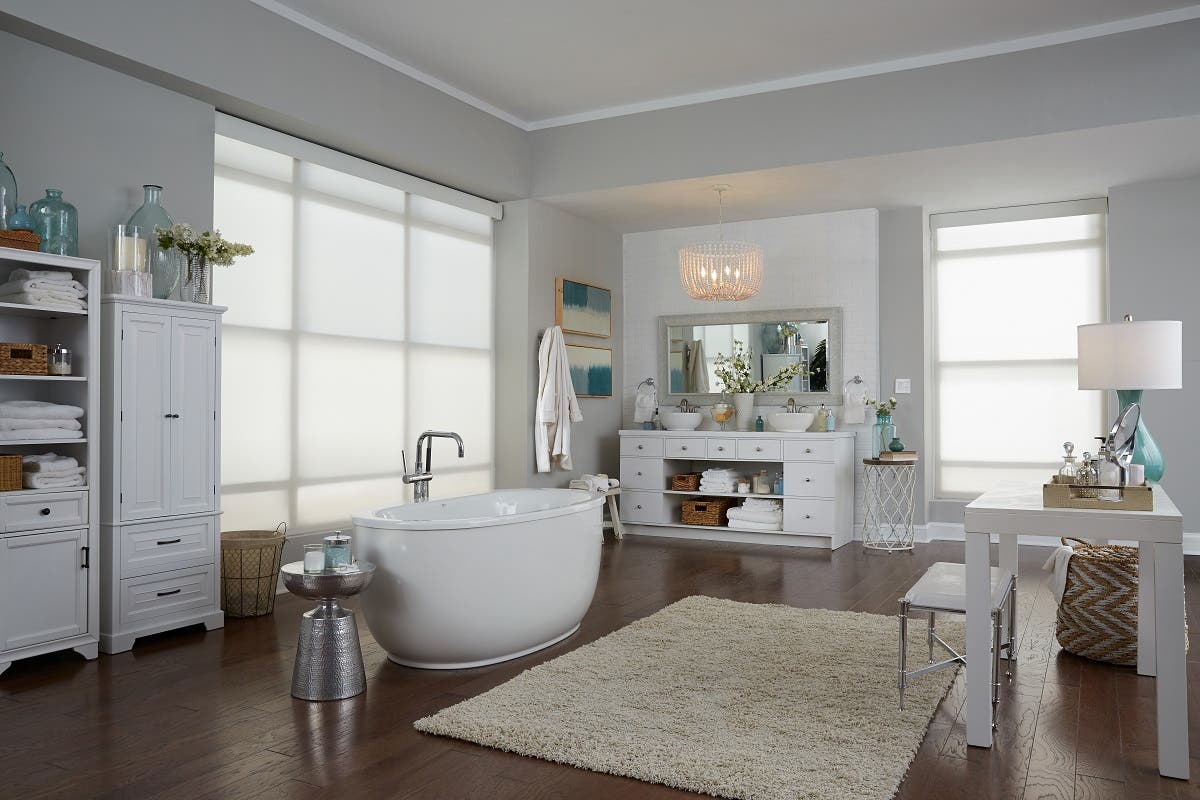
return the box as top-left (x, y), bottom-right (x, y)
top-left (898, 600), bottom-right (909, 711)
top-left (607, 494), bottom-right (624, 540)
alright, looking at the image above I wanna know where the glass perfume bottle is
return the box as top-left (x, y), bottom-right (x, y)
top-left (1076, 452), bottom-right (1098, 498)
top-left (1057, 441), bottom-right (1078, 481)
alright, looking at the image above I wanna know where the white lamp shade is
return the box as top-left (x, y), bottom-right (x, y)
top-left (1077, 319), bottom-right (1183, 390)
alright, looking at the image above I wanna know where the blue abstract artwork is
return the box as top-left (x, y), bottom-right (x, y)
top-left (557, 278), bottom-right (611, 338)
top-left (567, 344), bottom-right (613, 398)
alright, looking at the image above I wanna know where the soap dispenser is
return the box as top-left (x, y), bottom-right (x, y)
top-left (754, 415), bottom-right (764, 432)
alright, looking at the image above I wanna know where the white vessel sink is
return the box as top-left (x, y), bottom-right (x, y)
top-left (768, 412), bottom-right (815, 432)
top-left (662, 411), bottom-right (703, 431)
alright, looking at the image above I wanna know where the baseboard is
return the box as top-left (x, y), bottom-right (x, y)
top-left (918, 522), bottom-right (1200, 555)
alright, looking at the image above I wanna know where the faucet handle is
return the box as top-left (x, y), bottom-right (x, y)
top-left (402, 449), bottom-right (409, 475)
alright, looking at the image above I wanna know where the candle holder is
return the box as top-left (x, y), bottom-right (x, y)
top-left (105, 224), bottom-right (153, 297)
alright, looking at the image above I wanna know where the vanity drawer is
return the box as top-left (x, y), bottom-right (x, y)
top-left (737, 439), bottom-right (781, 461)
top-left (706, 438), bottom-right (737, 459)
top-left (784, 499), bottom-right (836, 534)
top-left (784, 462), bottom-right (836, 498)
top-left (620, 436), bottom-right (663, 458)
top-left (119, 516), bottom-right (216, 579)
top-left (620, 458), bottom-right (664, 490)
top-left (665, 438), bottom-right (702, 458)
top-left (783, 440), bottom-right (836, 462)
top-left (621, 491), bottom-right (666, 524)
top-left (120, 565), bottom-right (215, 629)
top-left (1, 490), bottom-right (87, 533)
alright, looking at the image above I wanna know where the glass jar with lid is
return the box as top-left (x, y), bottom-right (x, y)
top-left (1057, 441), bottom-right (1078, 481)
top-left (49, 344), bottom-right (72, 376)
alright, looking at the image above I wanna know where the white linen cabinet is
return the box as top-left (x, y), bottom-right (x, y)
top-left (99, 297), bottom-right (225, 653)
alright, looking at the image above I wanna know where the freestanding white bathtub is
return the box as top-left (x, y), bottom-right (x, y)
top-left (352, 488), bottom-right (605, 669)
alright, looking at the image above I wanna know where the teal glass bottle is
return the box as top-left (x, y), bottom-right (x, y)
top-left (128, 185), bottom-right (179, 299)
top-left (0, 152), bottom-right (16, 230)
top-left (872, 413), bottom-right (895, 456)
top-left (1116, 389), bottom-right (1164, 484)
top-left (9, 205), bottom-right (33, 232)
top-left (29, 189), bottom-right (78, 256)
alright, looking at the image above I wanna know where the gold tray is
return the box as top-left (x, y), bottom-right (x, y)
top-left (1043, 477), bottom-right (1153, 511)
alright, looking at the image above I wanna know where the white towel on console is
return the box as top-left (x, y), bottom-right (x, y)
top-left (22, 453), bottom-right (80, 473)
top-left (0, 401), bottom-right (84, 419)
top-left (741, 497), bottom-right (782, 512)
top-left (24, 469), bottom-right (86, 489)
top-left (0, 428), bottom-right (83, 440)
top-left (727, 518), bottom-right (783, 532)
top-left (0, 290), bottom-right (86, 310)
top-left (0, 417), bottom-right (81, 431)
top-left (7, 268), bottom-right (74, 283)
top-left (0, 278), bottom-right (87, 298)
top-left (727, 508), bottom-right (784, 525)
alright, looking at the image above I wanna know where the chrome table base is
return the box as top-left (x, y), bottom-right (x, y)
top-left (292, 599), bottom-right (366, 701)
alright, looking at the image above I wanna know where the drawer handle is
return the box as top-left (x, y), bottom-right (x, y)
top-left (156, 538), bottom-right (182, 546)
top-left (681, 445), bottom-right (688, 451)
top-left (636, 471), bottom-right (643, 476)
top-left (80, 545), bottom-right (89, 569)
top-left (636, 505), bottom-right (643, 510)
top-left (804, 514), bottom-right (811, 519)
top-left (39, 507), bottom-right (51, 516)
top-left (805, 448), bottom-right (812, 454)
top-left (805, 478), bottom-right (812, 483)
top-left (717, 446), bottom-right (725, 452)
top-left (755, 447), bottom-right (762, 452)
top-left (156, 588), bottom-right (182, 597)
top-left (637, 444), bottom-right (644, 450)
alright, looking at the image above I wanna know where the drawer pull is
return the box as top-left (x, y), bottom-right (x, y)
top-left (681, 445), bottom-right (688, 451)
top-left (80, 545), bottom-right (89, 569)
top-left (156, 588), bottom-right (182, 597)
top-left (804, 514), bottom-right (811, 520)
top-left (805, 448), bottom-right (812, 454)
top-left (717, 446), bottom-right (725, 452)
top-left (636, 471), bottom-right (643, 476)
top-left (637, 444), bottom-right (644, 450)
top-left (636, 504), bottom-right (643, 510)
top-left (39, 507), bottom-right (51, 516)
top-left (156, 538), bottom-right (182, 546)
top-left (805, 478), bottom-right (812, 483)
top-left (755, 446), bottom-right (762, 452)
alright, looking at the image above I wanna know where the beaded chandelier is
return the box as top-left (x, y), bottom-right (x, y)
top-left (678, 185), bottom-right (763, 301)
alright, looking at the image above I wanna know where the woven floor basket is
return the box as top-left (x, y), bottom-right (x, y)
top-left (220, 524), bottom-right (287, 618)
top-left (1056, 537), bottom-right (1140, 665)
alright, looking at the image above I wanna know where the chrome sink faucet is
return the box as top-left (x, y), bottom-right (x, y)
top-left (403, 430), bottom-right (465, 503)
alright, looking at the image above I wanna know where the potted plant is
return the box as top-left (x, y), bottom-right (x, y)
top-left (156, 224), bottom-right (254, 304)
top-left (714, 340), bottom-right (809, 430)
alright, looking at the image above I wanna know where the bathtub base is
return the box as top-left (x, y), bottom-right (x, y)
top-left (386, 622), bottom-right (581, 670)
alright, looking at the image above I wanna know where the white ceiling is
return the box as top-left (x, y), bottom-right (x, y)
top-left (538, 116), bottom-right (1200, 232)
top-left (254, 0), bottom-right (1200, 129)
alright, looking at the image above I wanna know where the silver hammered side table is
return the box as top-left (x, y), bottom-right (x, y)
top-left (862, 458), bottom-right (918, 551)
top-left (281, 561), bottom-right (375, 701)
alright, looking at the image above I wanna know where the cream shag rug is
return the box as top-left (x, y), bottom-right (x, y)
top-left (415, 596), bottom-right (962, 800)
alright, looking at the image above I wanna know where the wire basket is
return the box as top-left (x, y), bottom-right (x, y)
top-left (681, 497), bottom-right (734, 527)
top-left (220, 523), bottom-right (287, 618)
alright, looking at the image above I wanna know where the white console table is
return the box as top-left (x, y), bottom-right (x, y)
top-left (964, 482), bottom-right (1187, 779)
top-left (618, 429), bottom-right (857, 549)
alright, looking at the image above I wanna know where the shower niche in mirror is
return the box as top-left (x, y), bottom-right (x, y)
top-left (659, 307), bottom-right (843, 405)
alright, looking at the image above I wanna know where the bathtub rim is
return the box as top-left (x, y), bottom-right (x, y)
top-left (352, 488), bottom-right (605, 531)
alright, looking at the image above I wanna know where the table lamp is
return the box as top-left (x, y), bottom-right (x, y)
top-left (1077, 315), bottom-right (1182, 484)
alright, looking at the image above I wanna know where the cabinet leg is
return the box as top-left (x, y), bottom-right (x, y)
top-left (203, 614), bottom-right (225, 632)
top-left (73, 643), bottom-right (99, 661)
top-left (100, 632), bottom-right (138, 655)
top-left (607, 494), bottom-right (625, 540)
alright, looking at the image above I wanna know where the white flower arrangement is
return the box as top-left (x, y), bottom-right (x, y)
top-left (156, 224), bottom-right (254, 266)
top-left (866, 396), bottom-right (899, 417)
top-left (713, 339), bottom-right (809, 394)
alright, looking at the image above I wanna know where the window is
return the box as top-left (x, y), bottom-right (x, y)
top-left (213, 116), bottom-right (497, 533)
top-left (930, 200), bottom-right (1107, 498)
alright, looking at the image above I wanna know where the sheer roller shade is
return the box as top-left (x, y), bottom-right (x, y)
top-left (930, 200), bottom-right (1106, 498)
top-left (214, 122), bottom-right (495, 532)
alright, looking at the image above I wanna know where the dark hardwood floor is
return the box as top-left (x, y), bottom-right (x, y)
top-left (3, 536), bottom-right (1199, 799)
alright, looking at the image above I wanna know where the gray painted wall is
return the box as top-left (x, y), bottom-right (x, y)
top-left (0, 0), bottom-right (530, 201)
top-left (0, 29), bottom-right (214, 264)
top-left (1108, 176), bottom-right (1200, 526)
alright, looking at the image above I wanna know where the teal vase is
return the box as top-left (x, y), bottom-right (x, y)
top-left (0, 152), bottom-right (16, 231)
top-left (29, 189), bottom-right (78, 256)
top-left (872, 414), bottom-right (895, 456)
top-left (1116, 389), bottom-right (1164, 484)
top-left (127, 185), bottom-right (179, 299)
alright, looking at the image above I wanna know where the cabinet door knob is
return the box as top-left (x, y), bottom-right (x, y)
top-left (636, 504), bottom-right (643, 510)
top-left (804, 514), bottom-right (811, 519)
top-left (39, 507), bottom-right (51, 516)
top-left (805, 478), bottom-right (812, 483)
top-left (755, 446), bottom-right (762, 452)
top-left (805, 448), bottom-right (812, 454)
top-left (636, 471), bottom-right (643, 476)
top-left (637, 444), bottom-right (644, 450)
top-left (681, 445), bottom-right (688, 451)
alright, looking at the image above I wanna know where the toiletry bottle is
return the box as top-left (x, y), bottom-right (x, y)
top-left (1057, 441), bottom-right (1078, 482)
top-left (773, 472), bottom-right (783, 495)
top-left (1096, 436), bottom-right (1122, 501)
top-left (754, 415), bottom-right (764, 432)
top-left (825, 408), bottom-right (836, 431)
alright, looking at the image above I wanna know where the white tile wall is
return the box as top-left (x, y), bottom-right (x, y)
top-left (622, 208), bottom-right (881, 522)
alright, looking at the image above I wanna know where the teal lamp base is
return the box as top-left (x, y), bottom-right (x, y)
top-left (1116, 389), bottom-right (1164, 484)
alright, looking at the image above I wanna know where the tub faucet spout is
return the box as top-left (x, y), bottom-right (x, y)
top-left (403, 430), bottom-right (466, 502)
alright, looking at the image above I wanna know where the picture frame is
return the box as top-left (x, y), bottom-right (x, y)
top-left (556, 277), bottom-right (611, 338)
top-left (566, 343), bottom-right (613, 398)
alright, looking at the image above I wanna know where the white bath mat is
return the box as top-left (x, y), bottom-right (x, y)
top-left (415, 595), bottom-right (961, 800)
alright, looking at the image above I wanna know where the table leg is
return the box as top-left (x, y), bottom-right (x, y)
top-left (1154, 542), bottom-right (1189, 780)
top-left (1138, 541), bottom-right (1157, 677)
top-left (999, 536), bottom-right (1018, 655)
top-left (607, 494), bottom-right (625, 540)
top-left (965, 530), bottom-right (994, 748)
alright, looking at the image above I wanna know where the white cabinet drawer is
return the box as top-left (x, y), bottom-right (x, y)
top-left (737, 439), bottom-right (781, 461)
top-left (620, 458), bottom-right (663, 490)
top-left (783, 440), bottom-right (836, 462)
top-left (120, 565), bottom-right (215, 629)
top-left (621, 491), bottom-right (666, 524)
top-left (1, 490), bottom-right (88, 533)
top-left (665, 438), bottom-right (702, 458)
top-left (784, 499), bottom-right (836, 533)
top-left (784, 462), bottom-right (836, 498)
top-left (119, 516), bottom-right (217, 579)
top-left (706, 438), bottom-right (737, 459)
top-left (620, 436), bottom-right (663, 458)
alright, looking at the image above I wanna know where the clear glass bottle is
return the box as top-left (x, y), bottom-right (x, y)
top-left (323, 532), bottom-right (352, 571)
top-left (127, 185), bottom-right (180, 299)
top-left (1076, 452), bottom-right (1099, 498)
top-left (1057, 441), bottom-right (1078, 482)
top-left (0, 152), bottom-right (16, 230)
top-left (29, 189), bottom-right (78, 256)
top-left (49, 344), bottom-right (72, 376)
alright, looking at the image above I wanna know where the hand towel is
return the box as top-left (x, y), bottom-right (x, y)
top-left (0, 278), bottom-right (87, 298)
top-left (702, 468), bottom-right (736, 479)
top-left (727, 508), bottom-right (784, 525)
top-left (742, 497), bottom-right (782, 511)
top-left (535, 326), bottom-right (583, 472)
top-left (633, 383), bottom-right (658, 423)
top-left (727, 518), bottom-right (784, 532)
top-left (7, 268), bottom-right (74, 283)
top-left (23, 470), bottom-right (86, 490)
top-left (0, 428), bottom-right (83, 440)
top-left (22, 465), bottom-right (84, 478)
top-left (0, 291), bottom-right (86, 311)
top-left (22, 453), bottom-right (81, 474)
top-left (0, 401), bottom-right (84, 420)
top-left (1042, 543), bottom-right (1075, 604)
top-left (843, 382), bottom-right (868, 424)
top-left (686, 340), bottom-right (709, 393)
top-left (0, 417), bottom-right (82, 431)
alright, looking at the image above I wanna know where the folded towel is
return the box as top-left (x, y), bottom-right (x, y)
top-left (727, 508), bottom-right (784, 525)
top-left (0, 417), bottom-right (81, 431)
top-left (0, 278), bottom-right (87, 298)
top-left (727, 519), bottom-right (783, 532)
top-left (8, 268), bottom-right (74, 283)
top-left (22, 452), bottom-right (77, 466)
top-left (742, 497), bottom-right (782, 511)
top-left (0, 401), bottom-right (84, 420)
top-left (22, 465), bottom-right (83, 478)
top-left (24, 470), bottom-right (86, 489)
top-left (699, 482), bottom-right (733, 492)
top-left (570, 474), bottom-right (613, 493)
top-left (0, 428), bottom-right (83, 440)
top-left (0, 291), bottom-right (86, 311)
top-left (702, 468), bottom-right (736, 479)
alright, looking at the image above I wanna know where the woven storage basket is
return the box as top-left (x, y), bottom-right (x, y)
top-left (0, 343), bottom-right (47, 375)
top-left (1056, 537), bottom-right (1140, 665)
top-left (0, 230), bottom-right (40, 251)
top-left (220, 524), bottom-right (287, 618)
top-left (0, 455), bottom-right (21, 491)
top-left (671, 473), bottom-right (701, 491)
top-left (681, 497), bottom-right (734, 527)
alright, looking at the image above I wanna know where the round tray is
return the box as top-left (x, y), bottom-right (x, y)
top-left (280, 560), bottom-right (375, 600)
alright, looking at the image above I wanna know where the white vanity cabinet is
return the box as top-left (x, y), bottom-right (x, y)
top-left (99, 297), bottom-right (225, 654)
top-left (618, 429), bottom-right (857, 549)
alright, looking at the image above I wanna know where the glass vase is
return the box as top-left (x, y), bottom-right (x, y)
top-left (184, 254), bottom-right (212, 304)
top-left (872, 414), bottom-right (896, 456)
top-left (127, 184), bottom-right (180, 299)
top-left (29, 189), bottom-right (78, 256)
top-left (0, 152), bottom-right (16, 231)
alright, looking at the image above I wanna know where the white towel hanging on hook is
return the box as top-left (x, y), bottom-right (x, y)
top-left (535, 326), bottom-right (583, 472)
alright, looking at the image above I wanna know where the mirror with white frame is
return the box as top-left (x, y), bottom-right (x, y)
top-left (658, 307), bottom-right (843, 405)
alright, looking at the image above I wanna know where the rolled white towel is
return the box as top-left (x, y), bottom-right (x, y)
top-left (727, 508), bottom-right (784, 525)
top-left (0, 278), bottom-right (87, 298)
top-left (23, 469), bottom-right (86, 490)
top-left (0, 417), bottom-right (81, 431)
top-left (0, 401), bottom-right (84, 420)
top-left (0, 428), bottom-right (83, 440)
top-left (727, 518), bottom-right (783, 532)
top-left (8, 268), bottom-right (74, 283)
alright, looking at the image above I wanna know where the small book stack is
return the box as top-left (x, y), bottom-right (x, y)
top-left (877, 450), bottom-right (918, 462)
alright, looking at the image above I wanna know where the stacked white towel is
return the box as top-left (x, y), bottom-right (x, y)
top-left (0, 401), bottom-right (85, 440)
top-left (21, 452), bottom-right (86, 489)
top-left (0, 268), bottom-right (87, 311)
top-left (569, 474), bottom-right (619, 493)
top-left (699, 467), bottom-right (737, 493)
top-left (727, 497), bottom-right (784, 531)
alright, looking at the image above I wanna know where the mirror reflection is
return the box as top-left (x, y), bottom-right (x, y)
top-left (668, 320), bottom-right (830, 394)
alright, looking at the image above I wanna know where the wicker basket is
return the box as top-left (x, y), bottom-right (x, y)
top-left (0, 343), bottom-right (47, 375)
top-left (220, 524), bottom-right (287, 618)
top-left (681, 497), bottom-right (734, 527)
top-left (671, 473), bottom-right (701, 491)
top-left (0, 455), bottom-right (21, 491)
top-left (0, 230), bottom-right (41, 252)
top-left (1056, 537), bottom-right (1140, 665)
